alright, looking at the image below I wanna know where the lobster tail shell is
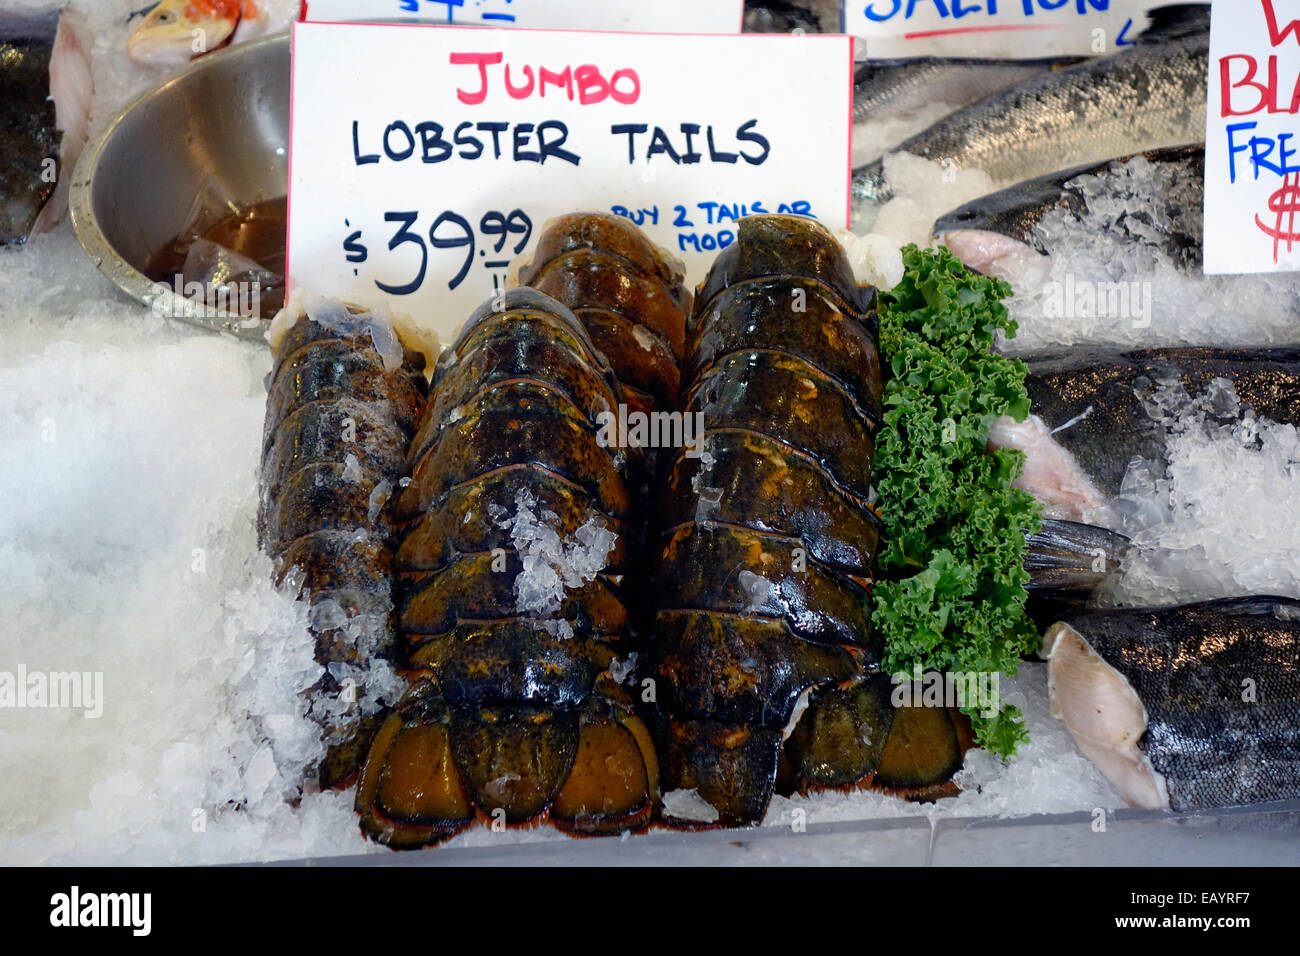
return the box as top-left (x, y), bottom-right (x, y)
top-left (661, 720), bottom-right (785, 829)
top-left (258, 296), bottom-right (429, 790)
top-left (653, 215), bottom-right (889, 826)
top-left (516, 212), bottom-right (690, 416)
top-left (356, 287), bottom-right (659, 847)
top-left (691, 215), bottom-right (870, 321)
top-left (516, 211), bottom-right (692, 313)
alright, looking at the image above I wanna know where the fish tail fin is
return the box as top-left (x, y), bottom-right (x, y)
top-left (1137, 4), bottom-right (1212, 44)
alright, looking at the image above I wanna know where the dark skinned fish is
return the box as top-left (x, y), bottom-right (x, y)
top-left (1046, 597), bottom-right (1300, 810)
top-left (989, 348), bottom-right (1300, 523)
top-left (0, 8), bottom-right (92, 245)
top-left (852, 4), bottom-right (1210, 206)
top-left (743, 0), bottom-right (838, 33)
top-left (1026, 520), bottom-right (1130, 597)
top-left (935, 145), bottom-right (1205, 272)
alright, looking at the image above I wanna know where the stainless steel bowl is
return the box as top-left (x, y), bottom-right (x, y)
top-left (70, 32), bottom-right (289, 340)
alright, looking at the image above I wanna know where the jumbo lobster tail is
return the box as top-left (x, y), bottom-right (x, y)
top-left (355, 289), bottom-right (658, 849)
top-left (651, 216), bottom-right (886, 825)
top-left (258, 295), bottom-right (429, 789)
top-left (653, 218), bottom-right (978, 826)
top-left (516, 211), bottom-right (692, 653)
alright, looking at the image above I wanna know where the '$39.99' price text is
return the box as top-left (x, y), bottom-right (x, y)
top-left (342, 208), bottom-right (534, 295)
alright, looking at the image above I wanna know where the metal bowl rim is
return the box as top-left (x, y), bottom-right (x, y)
top-left (70, 31), bottom-right (289, 342)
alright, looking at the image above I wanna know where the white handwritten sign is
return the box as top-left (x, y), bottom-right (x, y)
top-left (299, 0), bottom-right (744, 33)
top-left (846, 0), bottom-right (1163, 60)
top-left (287, 22), bottom-right (851, 342)
top-left (1204, 0), bottom-right (1300, 274)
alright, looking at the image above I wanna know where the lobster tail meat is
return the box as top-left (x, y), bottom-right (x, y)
top-left (653, 215), bottom-right (887, 827)
top-left (356, 289), bottom-right (659, 848)
top-left (258, 293), bottom-right (431, 789)
top-left (515, 212), bottom-right (691, 415)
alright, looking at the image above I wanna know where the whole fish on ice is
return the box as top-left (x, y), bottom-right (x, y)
top-left (1045, 597), bottom-right (1300, 810)
top-left (853, 58), bottom-right (1080, 126)
top-left (1023, 519), bottom-right (1130, 626)
top-left (852, 4), bottom-right (1210, 208)
top-left (127, 0), bottom-right (268, 66)
top-left (935, 146), bottom-right (1205, 277)
top-left (933, 144), bottom-right (1300, 351)
top-left (989, 347), bottom-right (1300, 524)
top-left (0, 8), bottom-right (92, 245)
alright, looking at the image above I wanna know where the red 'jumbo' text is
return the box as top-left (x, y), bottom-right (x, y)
top-left (450, 53), bottom-right (641, 106)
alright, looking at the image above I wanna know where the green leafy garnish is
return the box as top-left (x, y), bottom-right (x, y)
top-left (872, 245), bottom-right (1042, 758)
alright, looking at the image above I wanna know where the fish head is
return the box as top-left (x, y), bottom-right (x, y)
top-left (126, 0), bottom-right (242, 66)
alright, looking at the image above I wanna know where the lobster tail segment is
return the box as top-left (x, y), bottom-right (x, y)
top-left (356, 288), bottom-right (659, 848)
top-left (355, 681), bottom-right (474, 849)
top-left (515, 211), bottom-right (691, 416)
top-left (652, 215), bottom-right (885, 827)
top-left (661, 720), bottom-right (785, 828)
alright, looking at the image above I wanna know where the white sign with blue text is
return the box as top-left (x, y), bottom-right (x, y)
top-left (846, 0), bottom-right (1166, 59)
top-left (299, 0), bottom-right (744, 33)
top-left (287, 22), bottom-right (852, 341)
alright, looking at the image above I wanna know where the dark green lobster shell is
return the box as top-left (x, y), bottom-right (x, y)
top-left (354, 288), bottom-right (660, 849)
top-left (258, 300), bottom-right (429, 789)
top-left (516, 211), bottom-right (691, 416)
top-left (652, 215), bottom-right (971, 827)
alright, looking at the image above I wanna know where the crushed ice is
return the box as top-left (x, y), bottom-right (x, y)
top-left (366, 479), bottom-right (392, 522)
top-left (738, 570), bottom-right (774, 612)
top-left (490, 489), bottom-right (617, 632)
top-left (609, 652), bottom-right (639, 685)
top-left (838, 230), bottom-right (905, 290)
top-left (981, 156), bottom-right (1300, 352)
top-left (1106, 377), bottom-right (1300, 605)
top-left (662, 789), bottom-right (721, 824)
top-left (854, 152), bottom-right (997, 245)
top-left (690, 447), bottom-right (724, 523)
top-left (341, 453), bottom-right (363, 483)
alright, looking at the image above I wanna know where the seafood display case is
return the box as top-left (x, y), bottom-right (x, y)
top-left (2, 0), bottom-right (1299, 869)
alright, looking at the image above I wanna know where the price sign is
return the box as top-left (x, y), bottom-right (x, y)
top-left (299, 0), bottom-right (744, 33)
top-left (287, 22), bottom-right (852, 342)
top-left (846, 0), bottom-right (1163, 60)
top-left (1204, 0), bottom-right (1300, 274)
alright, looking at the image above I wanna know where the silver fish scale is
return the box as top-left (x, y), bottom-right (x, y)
top-left (1073, 599), bottom-right (1300, 811)
top-left (852, 60), bottom-right (1063, 124)
top-left (905, 36), bottom-right (1208, 187)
